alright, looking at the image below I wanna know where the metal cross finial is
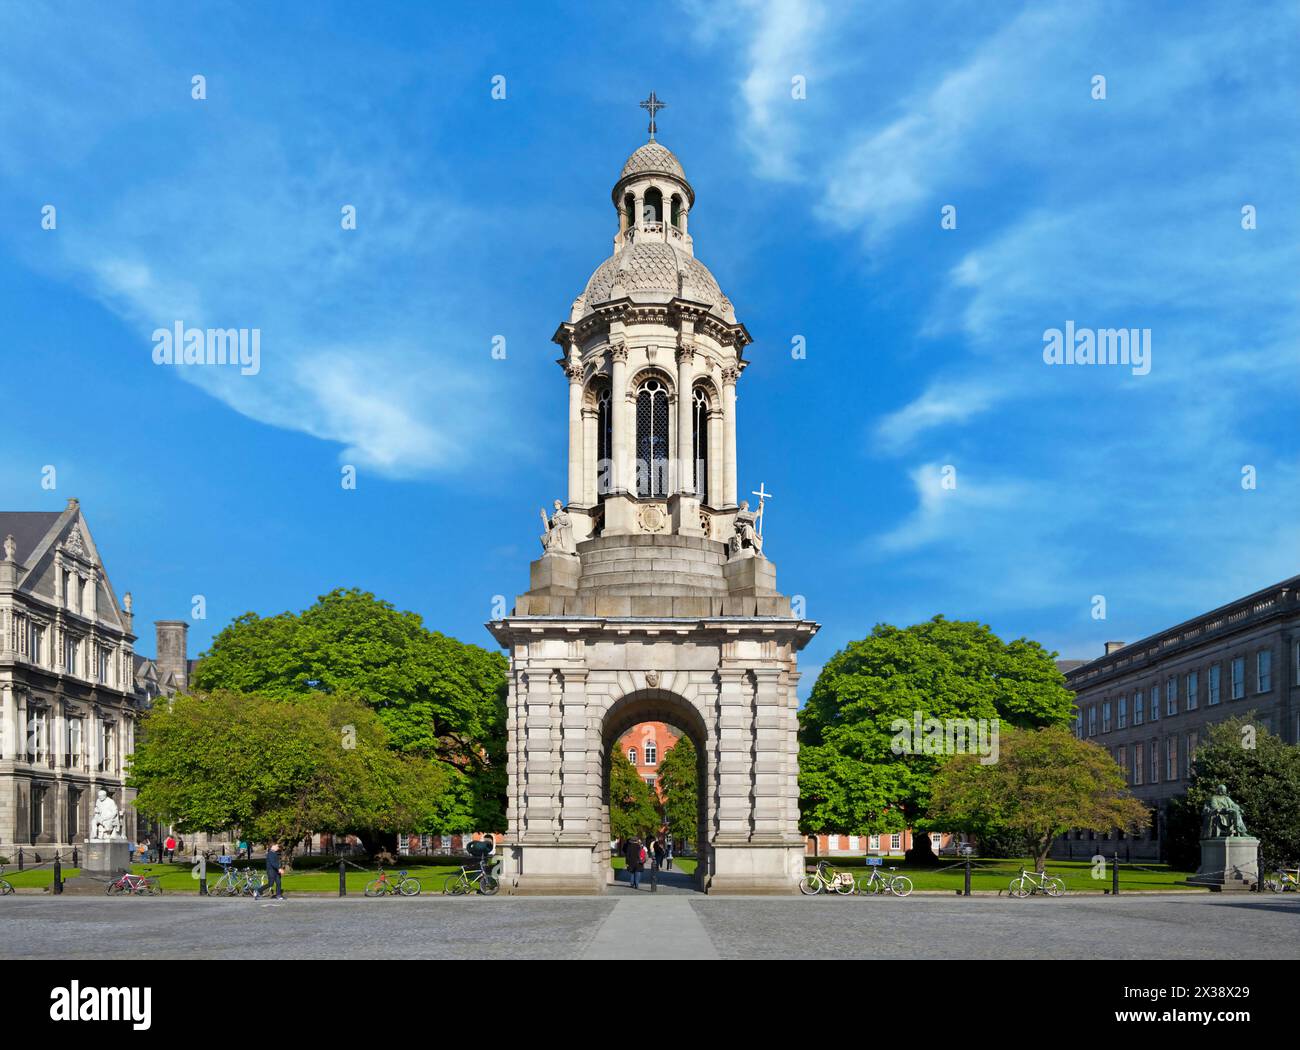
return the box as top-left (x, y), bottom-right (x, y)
top-left (640, 91), bottom-right (666, 141)
top-left (751, 484), bottom-right (772, 538)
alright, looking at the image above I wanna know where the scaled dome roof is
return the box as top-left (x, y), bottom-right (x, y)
top-left (619, 142), bottom-right (687, 182)
top-left (576, 241), bottom-right (733, 322)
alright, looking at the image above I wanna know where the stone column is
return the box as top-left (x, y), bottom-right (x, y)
top-left (523, 668), bottom-right (555, 837)
top-left (676, 345), bottom-right (694, 494)
top-left (566, 359), bottom-right (584, 507)
top-left (708, 408), bottom-right (724, 507)
top-left (610, 344), bottom-right (629, 495)
top-left (634, 193), bottom-right (644, 230)
top-left (54, 701), bottom-right (66, 772)
top-left (751, 668), bottom-right (786, 839)
top-left (722, 366), bottom-right (738, 507)
top-left (714, 668), bottom-right (752, 841)
top-left (558, 669), bottom-right (590, 837)
top-left (582, 406), bottom-right (598, 505)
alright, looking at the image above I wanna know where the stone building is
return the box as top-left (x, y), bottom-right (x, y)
top-left (487, 115), bottom-right (818, 893)
top-left (1054, 574), bottom-right (1300, 861)
top-left (0, 500), bottom-right (145, 852)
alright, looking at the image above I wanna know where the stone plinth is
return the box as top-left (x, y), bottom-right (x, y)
top-left (81, 839), bottom-right (131, 876)
top-left (1191, 837), bottom-right (1259, 891)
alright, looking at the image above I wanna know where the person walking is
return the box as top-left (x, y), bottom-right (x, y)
top-left (652, 837), bottom-right (665, 872)
top-left (623, 836), bottom-right (644, 890)
top-left (164, 834), bottom-right (177, 863)
top-left (257, 842), bottom-right (285, 901)
top-left (665, 837), bottom-right (674, 871)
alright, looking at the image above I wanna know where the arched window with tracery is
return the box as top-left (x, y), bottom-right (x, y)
top-left (643, 188), bottom-right (663, 224)
top-left (595, 385), bottom-right (612, 495)
top-left (636, 377), bottom-right (670, 497)
top-left (693, 386), bottom-right (709, 499)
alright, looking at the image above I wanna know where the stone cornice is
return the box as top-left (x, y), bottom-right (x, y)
top-left (486, 615), bottom-right (819, 651)
top-left (554, 298), bottom-right (751, 356)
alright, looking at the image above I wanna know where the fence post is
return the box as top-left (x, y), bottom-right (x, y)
top-left (72, 846), bottom-right (78, 868)
top-left (53, 852), bottom-right (62, 894)
top-left (1112, 851), bottom-right (1120, 896)
top-left (964, 857), bottom-right (972, 896)
top-left (17, 847), bottom-right (23, 872)
top-left (198, 853), bottom-right (207, 896)
top-left (338, 856), bottom-right (347, 897)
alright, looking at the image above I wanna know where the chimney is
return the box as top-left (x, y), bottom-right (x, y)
top-left (155, 620), bottom-right (190, 692)
top-left (1104, 640), bottom-right (1125, 655)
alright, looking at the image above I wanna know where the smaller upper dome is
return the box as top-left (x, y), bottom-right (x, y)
top-left (620, 142), bottom-right (687, 183)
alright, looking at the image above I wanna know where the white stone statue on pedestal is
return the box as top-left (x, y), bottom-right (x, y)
top-left (728, 500), bottom-right (764, 558)
top-left (90, 788), bottom-right (124, 841)
top-left (540, 499), bottom-right (577, 556)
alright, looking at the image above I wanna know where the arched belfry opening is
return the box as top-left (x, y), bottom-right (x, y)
top-left (488, 107), bottom-right (818, 895)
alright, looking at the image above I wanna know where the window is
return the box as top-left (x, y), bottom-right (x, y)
top-left (62, 570), bottom-right (73, 608)
top-left (97, 647), bottom-right (111, 685)
top-left (848, 836), bottom-right (859, 850)
top-left (869, 835), bottom-right (880, 850)
top-left (627, 747), bottom-right (637, 765)
top-left (644, 776), bottom-right (656, 789)
top-left (829, 835), bottom-right (840, 851)
top-left (692, 387), bottom-right (710, 497)
top-left (1231, 657), bottom-right (1245, 700)
top-left (1134, 691), bottom-right (1145, 725)
top-left (670, 194), bottom-right (682, 228)
top-left (1208, 664), bottom-right (1221, 705)
top-left (1118, 745), bottom-right (1129, 784)
top-left (635, 378), bottom-right (670, 497)
top-left (1101, 701), bottom-right (1111, 734)
top-left (1256, 649), bottom-right (1272, 693)
top-left (1295, 641), bottom-right (1300, 686)
top-left (1166, 736), bottom-right (1177, 781)
top-left (1117, 695), bottom-right (1128, 729)
top-left (100, 721), bottom-right (115, 773)
top-left (1149, 685), bottom-right (1160, 722)
top-left (27, 708), bottom-right (50, 763)
top-left (1134, 743), bottom-right (1144, 786)
top-left (642, 187), bottom-right (663, 224)
top-left (1087, 706), bottom-right (1097, 736)
top-left (1150, 740), bottom-right (1159, 783)
top-left (595, 385), bottom-right (612, 496)
top-left (1185, 670), bottom-right (1198, 711)
top-left (30, 623), bottom-right (45, 666)
top-left (1166, 676), bottom-right (1177, 716)
top-left (63, 633), bottom-right (79, 676)
top-left (644, 742), bottom-right (657, 765)
top-left (1185, 731), bottom-right (1196, 779)
top-left (68, 717), bottom-right (82, 767)
top-left (623, 193), bottom-right (635, 229)
top-left (890, 833), bottom-right (901, 850)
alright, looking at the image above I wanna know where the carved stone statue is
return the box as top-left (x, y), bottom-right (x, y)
top-left (728, 500), bottom-right (764, 558)
top-left (90, 789), bottom-right (124, 840)
top-left (122, 591), bottom-right (133, 613)
top-left (540, 499), bottom-right (577, 556)
top-left (1201, 784), bottom-right (1249, 839)
top-left (2, 534), bottom-right (15, 562)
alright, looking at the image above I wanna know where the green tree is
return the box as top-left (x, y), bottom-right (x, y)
top-left (128, 690), bottom-right (445, 853)
top-left (1165, 714), bottom-right (1300, 869)
top-left (798, 616), bottom-right (1076, 834)
top-left (191, 588), bottom-right (508, 831)
top-left (927, 725), bottom-right (1150, 871)
top-left (657, 735), bottom-right (698, 847)
top-left (609, 749), bottom-right (660, 841)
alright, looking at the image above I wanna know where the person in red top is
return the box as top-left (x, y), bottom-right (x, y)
top-left (163, 835), bottom-right (177, 862)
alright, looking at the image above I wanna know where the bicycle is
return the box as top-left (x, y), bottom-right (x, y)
top-left (107, 870), bottom-right (162, 896)
top-left (1263, 868), bottom-right (1300, 893)
top-left (365, 867), bottom-right (421, 897)
top-left (798, 859), bottom-right (856, 895)
top-left (0, 865), bottom-right (13, 895)
top-left (856, 865), bottom-right (914, 897)
top-left (1009, 866), bottom-right (1064, 898)
top-left (443, 864), bottom-right (499, 896)
top-left (207, 861), bottom-right (266, 897)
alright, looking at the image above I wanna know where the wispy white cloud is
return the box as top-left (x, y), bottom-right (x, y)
top-left (873, 379), bottom-right (1004, 454)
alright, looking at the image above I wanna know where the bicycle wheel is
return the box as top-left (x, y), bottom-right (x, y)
top-left (855, 875), bottom-right (874, 894)
top-left (106, 879), bottom-right (125, 896)
top-left (1044, 877), bottom-right (1064, 897)
top-left (1009, 877), bottom-right (1029, 898)
top-left (798, 874), bottom-right (822, 895)
top-left (364, 878), bottom-right (388, 898)
top-left (833, 875), bottom-right (855, 895)
top-left (889, 875), bottom-right (913, 897)
top-left (0, 879), bottom-right (13, 895)
top-left (478, 874), bottom-right (500, 896)
top-left (443, 874), bottom-right (467, 896)
top-left (397, 877), bottom-right (422, 897)
top-left (143, 877), bottom-right (163, 896)
top-left (1263, 878), bottom-right (1281, 893)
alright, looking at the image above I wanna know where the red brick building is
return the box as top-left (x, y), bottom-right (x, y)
top-left (615, 721), bottom-right (680, 802)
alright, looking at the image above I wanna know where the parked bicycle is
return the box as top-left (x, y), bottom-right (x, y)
top-left (443, 864), bottom-right (500, 896)
top-left (365, 867), bottom-right (421, 897)
top-left (107, 870), bottom-right (162, 896)
top-left (856, 865), bottom-right (914, 897)
top-left (0, 866), bottom-right (13, 895)
top-left (799, 859), bottom-right (856, 895)
top-left (1263, 868), bottom-right (1300, 893)
top-left (1009, 866), bottom-right (1064, 898)
top-left (207, 860), bottom-right (266, 898)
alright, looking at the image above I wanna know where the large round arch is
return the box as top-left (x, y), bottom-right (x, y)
top-left (599, 688), bottom-right (710, 892)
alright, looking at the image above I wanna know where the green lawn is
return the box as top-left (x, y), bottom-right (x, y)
top-left (4, 862), bottom-right (473, 894)
top-left (805, 856), bottom-right (1202, 892)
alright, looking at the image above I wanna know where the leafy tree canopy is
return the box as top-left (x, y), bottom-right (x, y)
top-left (927, 724), bottom-right (1149, 870)
top-left (609, 749), bottom-right (660, 842)
top-left (128, 690), bottom-right (445, 852)
top-left (798, 616), bottom-right (1076, 834)
top-left (190, 588), bottom-right (508, 830)
top-left (657, 735), bottom-right (698, 845)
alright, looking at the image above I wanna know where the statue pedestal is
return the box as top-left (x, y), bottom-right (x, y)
top-left (1191, 837), bottom-right (1259, 891)
top-left (81, 839), bottom-right (131, 877)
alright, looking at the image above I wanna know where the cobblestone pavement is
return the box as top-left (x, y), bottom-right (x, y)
top-left (2, 893), bottom-right (1296, 960)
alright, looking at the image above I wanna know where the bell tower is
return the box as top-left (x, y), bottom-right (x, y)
top-left (488, 102), bottom-right (818, 894)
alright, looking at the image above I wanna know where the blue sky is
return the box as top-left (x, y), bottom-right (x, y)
top-left (1, 1), bottom-right (1296, 694)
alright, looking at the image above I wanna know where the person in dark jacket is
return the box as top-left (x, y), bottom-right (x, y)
top-left (257, 842), bottom-right (285, 900)
top-left (652, 837), bottom-right (665, 870)
top-left (623, 837), bottom-right (644, 890)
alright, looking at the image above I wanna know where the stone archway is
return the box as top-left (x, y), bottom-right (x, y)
top-left (599, 688), bottom-right (710, 892)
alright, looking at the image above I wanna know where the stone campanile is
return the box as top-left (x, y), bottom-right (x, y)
top-left (488, 109), bottom-right (817, 894)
